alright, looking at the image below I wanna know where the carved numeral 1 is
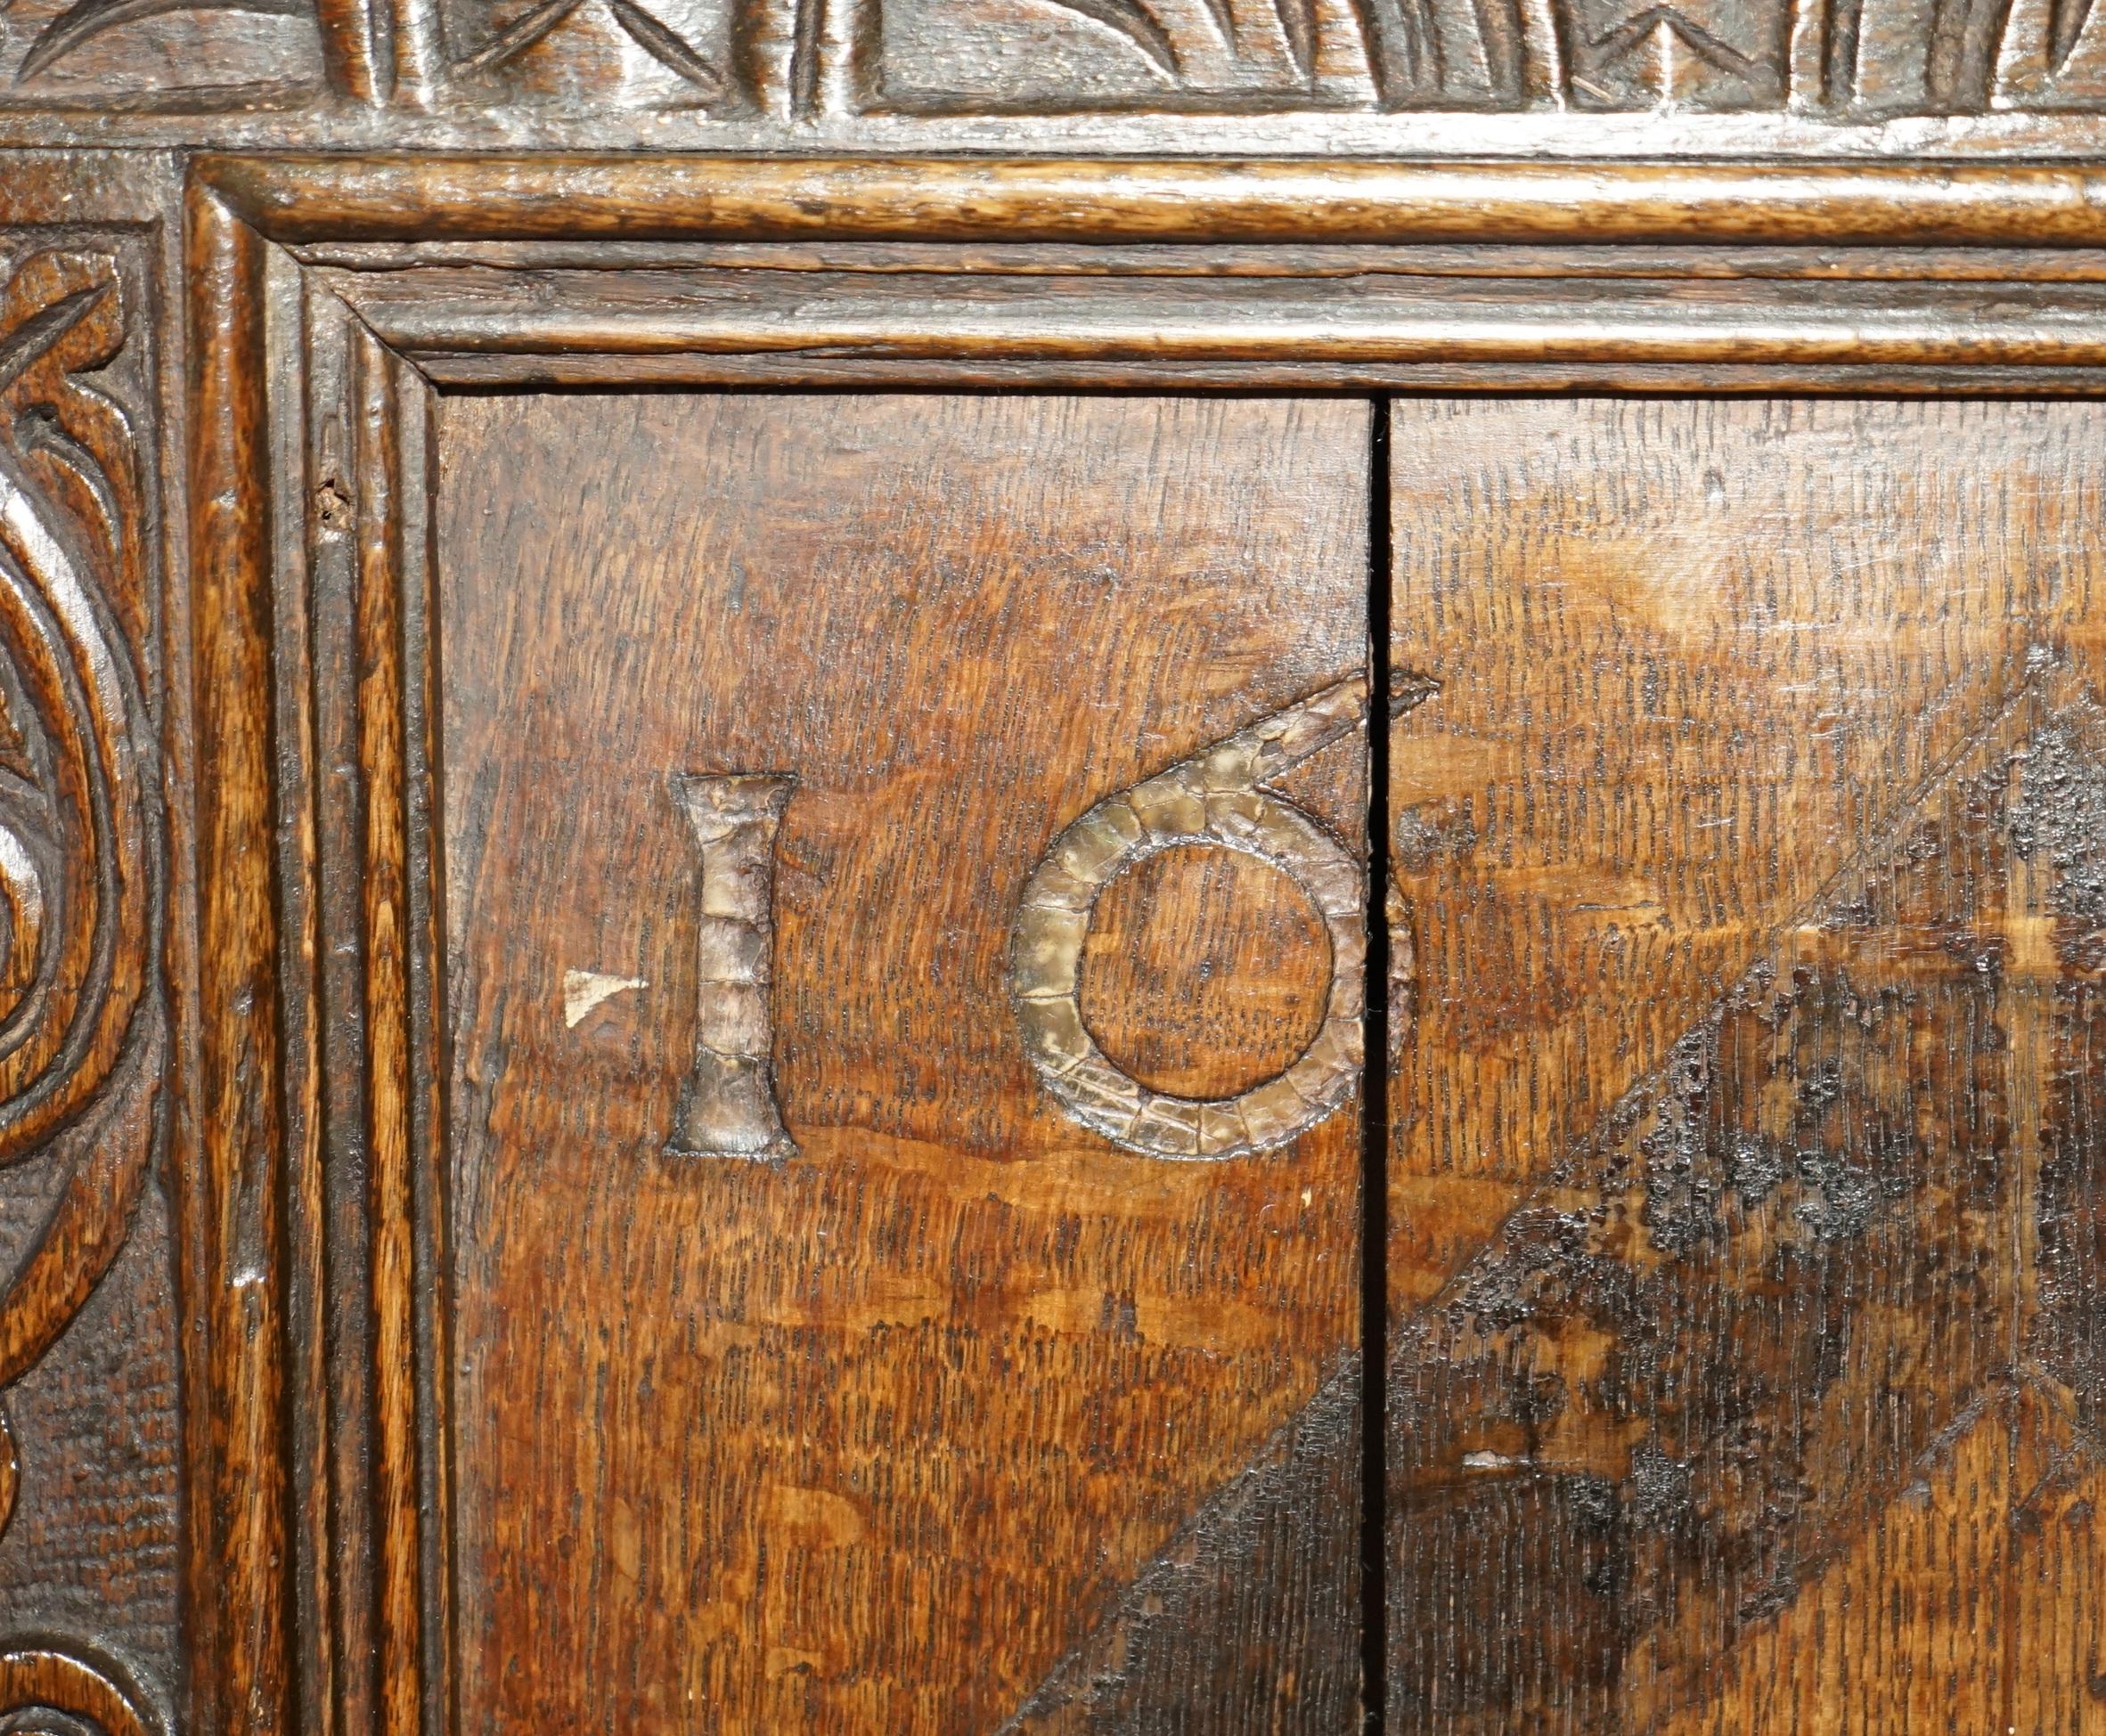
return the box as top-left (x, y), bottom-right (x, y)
top-left (666, 772), bottom-right (798, 1161)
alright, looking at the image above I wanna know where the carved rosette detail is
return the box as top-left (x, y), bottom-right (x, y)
top-left (0, 245), bottom-right (163, 1731)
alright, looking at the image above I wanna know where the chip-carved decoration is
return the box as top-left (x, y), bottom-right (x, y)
top-left (448, 0), bottom-right (731, 99)
top-left (440, 0), bottom-right (827, 114)
top-left (1011, 677), bottom-right (1373, 1161)
top-left (868, 0), bottom-right (2106, 115)
top-left (0, 0), bottom-right (2100, 117)
top-left (0, 246), bottom-right (165, 1730)
top-left (0, 0), bottom-right (323, 110)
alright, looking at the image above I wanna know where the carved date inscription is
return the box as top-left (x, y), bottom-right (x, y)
top-left (649, 678), bottom-right (1391, 1166)
top-left (659, 696), bottom-right (1374, 1165)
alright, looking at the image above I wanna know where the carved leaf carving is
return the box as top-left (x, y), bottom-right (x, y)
top-left (0, 0), bottom-right (2092, 118)
top-left (874, 0), bottom-right (2103, 114)
top-left (0, 248), bottom-right (162, 1603)
top-left (0, 251), bottom-right (155, 1168)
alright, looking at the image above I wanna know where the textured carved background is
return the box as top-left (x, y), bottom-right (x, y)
top-left (0, 0), bottom-right (322, 113)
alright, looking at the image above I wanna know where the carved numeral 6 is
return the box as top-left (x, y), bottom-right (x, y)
top-left (1008, 680), bottom-right (1368, 1161)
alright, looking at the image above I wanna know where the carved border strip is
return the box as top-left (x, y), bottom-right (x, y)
top-left (17, 0), bottom-right (2106, 127)
top-left (181, 153), bottom-right (2106, 1736)
top-left (198, 155), bottom-right (2106, 246)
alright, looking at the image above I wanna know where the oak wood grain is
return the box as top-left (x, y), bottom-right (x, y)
top-left (99, 150), bottom-right (2106, 1736)
top-left (183, 182), bottom-right (294, 1736)
top-left (1386, 395), bottom-right (2106, 1735)
top-left (436, 390), bottom-right (1369, 1733)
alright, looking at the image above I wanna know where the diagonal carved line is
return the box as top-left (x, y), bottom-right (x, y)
top-left (16, 0), bottom-right (303, 78)
top-left (0, 285), bottom-right (108, 399)
top-left (1270, 0), bottom-right (1316, 77)
top-left (1590, 4), bottom-right (1759, 73)
top-left (604, 0), bottom-right (722, 89)
top-left (1193, 0), bottom-right (1239, 60)
top-left (996, 1353), bottom-right (1359, 1733)
top-left (453, 0), bottom-right (583, 75)
top-left (2050, 0), bottom-right (2094, 71)
top-left (1001, 656), bottom-right (2082, 1729)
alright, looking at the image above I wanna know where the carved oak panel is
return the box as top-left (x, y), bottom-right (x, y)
top-left (434, 390), bottom-right (1370, 1732)
top-left (8, 0), bottom-right (2106, 129)
top-left (0, 154), bottom-right (2091, 1736)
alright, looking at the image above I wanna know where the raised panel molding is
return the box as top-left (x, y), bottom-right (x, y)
top-left (0, 51), bottom-right (2102, 1731)
top-left (163, 153), bottom-right (2106, 1736)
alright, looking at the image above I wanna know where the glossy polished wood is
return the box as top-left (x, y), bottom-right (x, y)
top-left (435, 391), bottom-right (1369, 1732)
top-left (198, 155), bottom-right (2106, 247)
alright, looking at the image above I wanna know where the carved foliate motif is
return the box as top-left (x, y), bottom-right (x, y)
top-left (870, 0), bottom-right (2106, 112)
top-left (0, 246), bottom-right (163, 1736)
top-left (0, 0), bottom-right (2102, 116)
top-left (418, 0), bottom-right (2106, 112)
